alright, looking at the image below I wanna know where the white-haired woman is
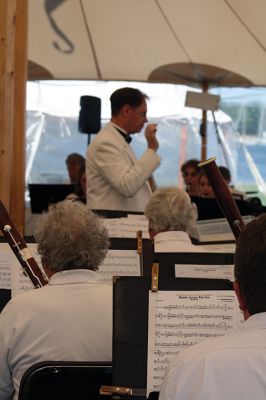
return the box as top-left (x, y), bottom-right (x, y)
top-left (144, 187), bottom-right (203, 252)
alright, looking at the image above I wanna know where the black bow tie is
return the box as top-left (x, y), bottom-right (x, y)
top-left (116, 128), bottom-right (132, 144)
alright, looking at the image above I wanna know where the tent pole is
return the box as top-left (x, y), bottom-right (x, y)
top-left (0, 0), bottom-right (16, 214)
top-left (10, 0), bottom-right (28, 234)
top-left (200, 82), bottom-right (209, 161)
top-left (0, 0), bottom-right (27, 234)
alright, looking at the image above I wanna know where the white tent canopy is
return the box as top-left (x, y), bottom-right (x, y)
top-left (29, 0), bottom-right (266, 86)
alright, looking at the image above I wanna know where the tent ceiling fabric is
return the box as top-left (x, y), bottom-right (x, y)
top-left (28, 0), bottom-right (266, 86)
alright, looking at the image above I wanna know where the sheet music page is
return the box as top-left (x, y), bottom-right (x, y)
top-left (119, 218), bottom-right (149, 239)
top-left (103, 217), bottom-right (149, 238)
top-left (98, 249), bottom-right (141, 281)
top-left (0, 243), bottom-right (19, 290)
top-left (147, 290), bottom-right (242, 393)
top-left (103, 218), bottom-right (122, 237)
top-left (199, 232), bottom-right (235, 242)
top-left (11, 247), bottom-right (141, 294)
top-left (200, 243), bottom-right (236, 253)
top-left (175, 264), bottom-right (234, 281)
top-left (11, 243), bottom-right (43, 297)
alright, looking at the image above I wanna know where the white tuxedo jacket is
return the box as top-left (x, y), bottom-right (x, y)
top-left (86, 122), bottom-right (161, 211)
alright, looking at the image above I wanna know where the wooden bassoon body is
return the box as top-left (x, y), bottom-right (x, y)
top-left (0, 200), bottom-right (48, 288)
top-left (198, 157), bottom-right (246, 239)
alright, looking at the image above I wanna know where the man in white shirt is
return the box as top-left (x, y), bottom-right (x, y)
top-left (159, 214), bottom-right (266, 400)
top-left (86, 87), bottom-right (161, 212)
top-left (0, 201), bottom-right (112, 400)
top-left (144, 187), bottom-right (201, 252)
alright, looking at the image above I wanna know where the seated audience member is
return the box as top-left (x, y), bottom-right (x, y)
top-left (219, 165), bottom-right (247, 200)
top-left (197, 169), bottom-right (215, 198)
top-left (144, 187), bottom-right (203, 252)
top-left (0, 201), bottom-right (112, 400)
top-left (65, 152), bottom-right (85, 184)
top-left (66, 165), bottom-right (86, 203)
top-left (159, 214), bottom-right (266, 400)
top-left (180, 159), bottom-right (200, 196)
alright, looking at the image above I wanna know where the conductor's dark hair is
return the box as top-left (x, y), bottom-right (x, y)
top-left (181, 159), bottom-right (200, 174)
top-left (235, 214), bottom-right (266, 315)
top-left (110, 87), bottom-right (148, 116)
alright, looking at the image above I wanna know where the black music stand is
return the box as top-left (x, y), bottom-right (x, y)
top-left (28, 184), bottom-right (74, 213)
top-left (112, 276), bottom-right (233, 394)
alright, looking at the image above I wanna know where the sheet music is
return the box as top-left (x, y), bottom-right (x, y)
top-left (98, 249), bottom-right (141, 281)
top-left (103, 217), bottom-right (149, 238)
top-left (200, 243), bottom-right (236, 253)
top-left (10, 247), bottom-right (141, 296)
top-left (0, 243), bottom-right (18, 290)
top-left (103, 218), bottom-right (121, 237)
top-left (175, 264), bottom-right (234, 281)
top-left (147, 290), bottom-right (242, 393)
top-left (119, 218), bottom-right (149, 239)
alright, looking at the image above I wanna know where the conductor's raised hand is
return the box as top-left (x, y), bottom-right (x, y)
top-left (145, 123), bottom-right (159, 151)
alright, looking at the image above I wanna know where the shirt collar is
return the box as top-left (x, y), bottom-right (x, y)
top-left (110, 122), bottom-right (132, 143)
top-left (240, 312), bottom-right (266, 331)
top-left (154, 231), bottom-right (192, 245)
top-left (48, 269), bottom-right (102, 285)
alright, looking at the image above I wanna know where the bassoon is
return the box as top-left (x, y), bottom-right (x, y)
top-left (0, 200), bottom-right (48, 288)
top-left (198, 157), bottom-right (246, 239)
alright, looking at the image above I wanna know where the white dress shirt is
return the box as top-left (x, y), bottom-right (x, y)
top-left (159, 312), bottom-right (266, 400)
top-left (0, 269), bottom-right (112, 400)
top-left (154, 231), bottom-right (206, 252)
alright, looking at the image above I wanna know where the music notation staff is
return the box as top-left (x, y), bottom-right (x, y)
top-left (5, 246), bottom-right (142, 297)
top-left (97, 249), bottom-right (141, 281)
top-left (147, 290), bottom-right (243, 393)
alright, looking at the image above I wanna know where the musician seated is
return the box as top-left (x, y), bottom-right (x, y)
top-left (159, 214), bottom-right (266, 400)
top-left (144, 187), bottom-right (205, 252)
top-left (65, 165), bottom-right (87, 203)
top-left (219, 165), bottom-right (247, 201)
top-left (197, 170), bottom-right (215, 198)
top-left (0, 201), bottom-right (112, 400)
top-left (180, 159), bottom-right (200, 196)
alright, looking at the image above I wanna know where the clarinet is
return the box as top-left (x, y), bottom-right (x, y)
top-left (198, 157), bottom-right (246, 239)
top-left (0, 200), bottom-right (48, 288)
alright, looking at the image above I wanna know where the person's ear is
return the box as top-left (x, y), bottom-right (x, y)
top-left (233, 281), bottom-right (247, 311)
top-left (122, 104), bottom-right (131, 117)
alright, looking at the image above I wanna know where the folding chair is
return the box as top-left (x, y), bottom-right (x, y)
top-left (18, 361), bottom-right (112, 400)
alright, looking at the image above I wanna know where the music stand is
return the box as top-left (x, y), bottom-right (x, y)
top-left (28, 184), bottom-right (74, 213)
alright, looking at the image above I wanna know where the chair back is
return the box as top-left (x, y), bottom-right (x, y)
top-left (18, 361), bottom-right (112, 400)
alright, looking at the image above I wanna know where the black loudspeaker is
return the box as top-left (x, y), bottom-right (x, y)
top-left (78, 96), bottom-right (101, 134)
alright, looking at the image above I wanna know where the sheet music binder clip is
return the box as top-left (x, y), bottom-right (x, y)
top-left (151, 262), bottom-right (159, 292)
top-left (137, 230), bottom-right (143, 255)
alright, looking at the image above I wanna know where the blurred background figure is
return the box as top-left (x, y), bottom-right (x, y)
top-left (180, 159), bottom-right (200, 196)
top-left (197, 170), bottom-right (215, 198)
top-left (66, 165), bottom-right (86, 203)
top-left (144, 187), bottom-right (202, 252)
top-left (65, 153), bottom-right (85, 185)
top-left (219, 165), bottom-right (247, 200)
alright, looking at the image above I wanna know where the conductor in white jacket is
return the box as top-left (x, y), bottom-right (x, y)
top-left (86, 87), bottom-right (161, 212)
